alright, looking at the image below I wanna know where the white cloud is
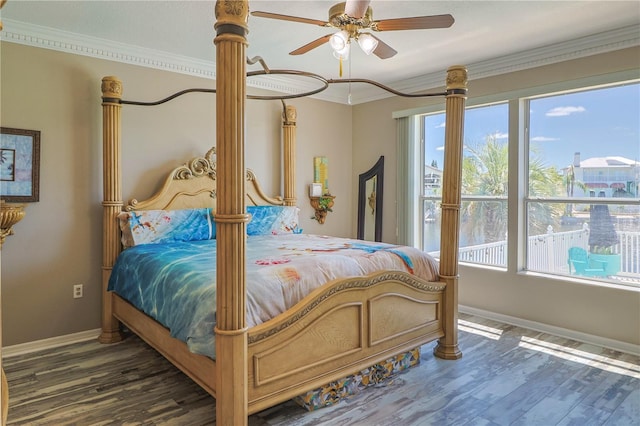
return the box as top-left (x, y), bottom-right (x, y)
top-left (531, 136), bottom-right (559, 142)
top-left (546, 106), bottom-right (586, 117)
top-left (491, 132), bottom-right (508, 140)
top-left (436, 145), bottom-right (445, 151)
top-left (435, 121), bottom-right (446, 128)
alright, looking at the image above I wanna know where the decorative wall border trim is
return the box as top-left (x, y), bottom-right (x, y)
top-left (356, 24), bottom-right (640, 104)
top-left (1, 19), bottom-right (638, 105)
top-left (1, 19), bottom-right (216, 79)
top-left (0, 19), bottom-right (328, 97)
top-left (459, 305), bottom-right (640, 356)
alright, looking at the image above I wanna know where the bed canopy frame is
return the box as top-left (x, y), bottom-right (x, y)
top-left (100, 1), bottom-right (467, 424)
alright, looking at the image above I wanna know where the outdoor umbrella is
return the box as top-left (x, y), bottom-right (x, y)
top-left (588, 204), bottom-right (619, 252)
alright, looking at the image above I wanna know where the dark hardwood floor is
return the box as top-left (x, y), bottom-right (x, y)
top-left (3, 313), bottom-right (639, 425)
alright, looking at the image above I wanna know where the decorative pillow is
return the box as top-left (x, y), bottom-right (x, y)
top-left (247, 206), bottom-right (300, 235)
top-left (118, 208), bottom-right (214, 248)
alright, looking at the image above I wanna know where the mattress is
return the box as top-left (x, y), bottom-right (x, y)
top-left (108, 233), bottom-right (439, 359)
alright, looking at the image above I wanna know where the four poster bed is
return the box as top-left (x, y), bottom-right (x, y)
top-left (99, 1), bottom-right (467, 423)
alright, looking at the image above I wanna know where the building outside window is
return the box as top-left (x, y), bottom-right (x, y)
top-left (527, 83), bottom-right (639, 284)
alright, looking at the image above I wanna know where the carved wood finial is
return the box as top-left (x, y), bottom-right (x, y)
top-left (214, 0), bottom-right (249, 33)
top-left (446, 65), bottom-right (468, 93)
top-left (283, 105), bottom-right (297, 125)
top-left (101, 76), bottom-right (123, 100)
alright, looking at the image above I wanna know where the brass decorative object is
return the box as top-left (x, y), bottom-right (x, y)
top-left (309, 194), bottom-right (335, 224)
top-left (0, 201), bottom-right (25, 247)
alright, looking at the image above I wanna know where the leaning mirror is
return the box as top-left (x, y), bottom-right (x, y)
top-left (357, 156), bottom-right (384, 241)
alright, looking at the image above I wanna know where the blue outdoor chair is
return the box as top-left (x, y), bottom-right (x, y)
top-left (568, 247), bottom-right (608, 277)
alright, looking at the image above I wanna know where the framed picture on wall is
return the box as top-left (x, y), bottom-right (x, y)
top-left (1, 127), bottom-right (40, 202)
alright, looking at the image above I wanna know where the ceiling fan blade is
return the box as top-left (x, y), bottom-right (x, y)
top-left (251, 11), bottom-right (328, 27)
top-left (290, 34), bottom-right (332, 55)
top-left (374, 14), bottom-right (455, 31)
top-left (344, 0), bottom-right (371, 19)
top-left (370, 35), bottom-right (397, 59)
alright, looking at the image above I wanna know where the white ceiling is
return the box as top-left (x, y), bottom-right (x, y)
top-left (1, 1), bottom-right (639, 104)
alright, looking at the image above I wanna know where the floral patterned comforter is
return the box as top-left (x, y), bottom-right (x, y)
top-left (108, 233), bottom-right (439, 359)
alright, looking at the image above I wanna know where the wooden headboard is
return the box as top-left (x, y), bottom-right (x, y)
top-left (123, 147), bottom-right (284, 212)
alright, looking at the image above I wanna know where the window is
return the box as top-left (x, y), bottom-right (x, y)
top-left (414, 79), bottom-right (639, 287)
top-left (526, 83), bottom-right (640, 284)
top-left (422, 103), bottom-right (509, 267)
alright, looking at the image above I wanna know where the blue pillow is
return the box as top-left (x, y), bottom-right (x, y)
top-left (118, 208), bottom-right (214, 247)
top-left (247, 206), bottom-right (299, 235)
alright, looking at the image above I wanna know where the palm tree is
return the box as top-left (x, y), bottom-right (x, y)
top-left (460, 136), bottom-right (508, 244)
top-left (460, 136), bottom-right (564, 244)
top-left (528, 153), bottom-right (565, 235)
top-left (561, 164), bottom-right (588, 217)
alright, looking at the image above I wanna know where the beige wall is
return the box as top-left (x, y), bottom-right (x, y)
top-left (0, 42), bottom-right (352, 346)
top-left (1, 40), bottom-right (638, 350)
top-left (352, 47), bottom-right (640, 348)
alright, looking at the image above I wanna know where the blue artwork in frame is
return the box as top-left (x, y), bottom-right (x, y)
top-left (0, 127), bottom-right (40, 202)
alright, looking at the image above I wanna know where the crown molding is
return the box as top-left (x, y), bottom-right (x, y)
top-left (2, 19), bottom-right (638, 105)
top-left (0, 18), bottom-right (337, 101)
top-left (0, 19), bottom-right (217, 79)
top-left (353, 24), bottom-right (640, 105)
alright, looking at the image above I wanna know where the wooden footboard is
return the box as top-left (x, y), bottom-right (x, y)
top-left (247, 270), bottom-right (444, 413)
top-left (108, 270), bottom-right (444, 415)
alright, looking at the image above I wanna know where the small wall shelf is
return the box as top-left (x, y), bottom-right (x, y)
top-left (309, 195), bottom-right (335, 224)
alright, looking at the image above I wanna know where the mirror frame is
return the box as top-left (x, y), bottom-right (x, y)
top-left (357, 156), bottom-right (384, 241)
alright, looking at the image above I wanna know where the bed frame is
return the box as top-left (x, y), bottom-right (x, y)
top-left (100, 1), bottom-right (467, 423)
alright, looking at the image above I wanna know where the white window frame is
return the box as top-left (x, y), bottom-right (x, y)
top-left (395, 69), bottom-right (639, 287)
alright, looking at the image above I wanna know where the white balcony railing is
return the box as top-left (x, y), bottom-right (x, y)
top-left (428, 225), bottom-right (640, 282)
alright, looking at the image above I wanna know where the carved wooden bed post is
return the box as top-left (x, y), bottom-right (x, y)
top-left (433, 65), bottom-right (467, 360)
top-left (100, 76), bottom-right (124, 344)
top-left (282, 104), bottom-right (297, 207)
top-left (214, 0), bottom-right (250, 423)
top-left (282, 105), bottom-right (298, 206)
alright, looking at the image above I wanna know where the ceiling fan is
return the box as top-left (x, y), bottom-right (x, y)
top-left (251, 0), bottom-right (454, 60)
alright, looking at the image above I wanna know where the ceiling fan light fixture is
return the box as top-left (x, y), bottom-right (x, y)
top-left (332, 42), bottom-right (350, 60)
top-left (253, 4), bottom-right (455, 60)
top-left (357, 33), bottom-right (378, 55)
top-left (329, 30), bottom-right (349, 51)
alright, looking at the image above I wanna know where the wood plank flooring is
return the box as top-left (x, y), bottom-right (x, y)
top-left (3, 313), bottom-right (639, 425)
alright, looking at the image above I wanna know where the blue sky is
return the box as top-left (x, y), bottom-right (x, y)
top-left (424, 82), bottom-right (640, 170)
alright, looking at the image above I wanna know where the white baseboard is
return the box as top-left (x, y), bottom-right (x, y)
top-left (3, 309), bottom-right (639, 359)
top-left (2, 329), bottom-right (101, 358)
top-left (459, 305), bottom-right (640, 356)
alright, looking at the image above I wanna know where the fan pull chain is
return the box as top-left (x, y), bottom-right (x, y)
top-left (339, 57), bottom-right (343, 77)
top-left (347, 57), bottom-right (352, 104)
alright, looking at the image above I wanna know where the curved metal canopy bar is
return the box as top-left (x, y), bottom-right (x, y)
top-left (120, 57), bottom-right (446, 105)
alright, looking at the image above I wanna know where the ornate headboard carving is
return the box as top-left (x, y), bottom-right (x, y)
top-left (125, 147), bottom-right (283, 212)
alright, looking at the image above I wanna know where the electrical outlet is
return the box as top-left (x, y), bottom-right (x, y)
top-left (73, 284), bottom-right (83, 299)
